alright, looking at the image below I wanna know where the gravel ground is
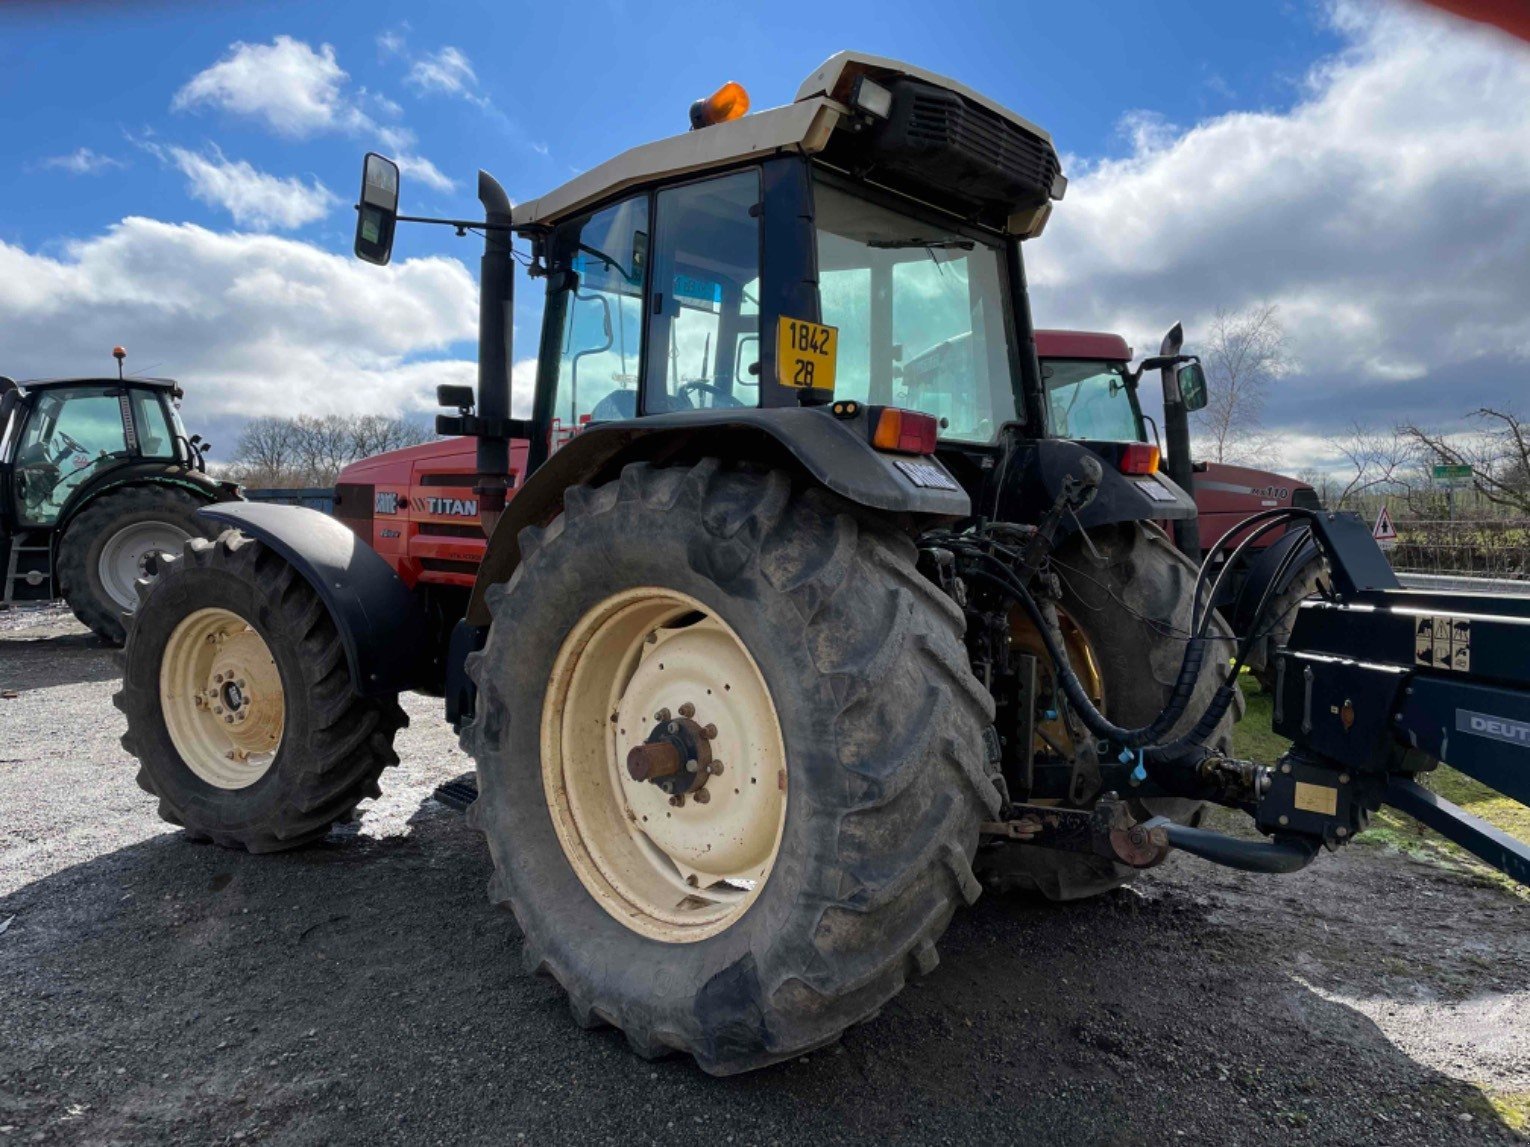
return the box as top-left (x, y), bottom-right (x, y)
top-left (1, 604), bottom-right (1527, 1145)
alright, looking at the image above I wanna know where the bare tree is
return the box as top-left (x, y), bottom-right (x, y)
top-left (227, 413), bottom-right (435, 487)
top-left (1326, 421), bottom-right (1417, 510)
top-left (1193, 303), bottom-right (1288, 464)
top-left (1400, 407), bottom-right (1530, 515)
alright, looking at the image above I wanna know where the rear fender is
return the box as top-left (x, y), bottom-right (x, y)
top-left (992, 438), bottom-right (1197, 537)
top-left (466, 409), bottom-right (970, 624)
top-left (1229, 528), bottom-right (1323, 638)
top-left (199, 502), bottom-right (430, 697)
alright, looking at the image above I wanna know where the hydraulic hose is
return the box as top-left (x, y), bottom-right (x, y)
top-left (961, 505), bottom-right (1320, 759)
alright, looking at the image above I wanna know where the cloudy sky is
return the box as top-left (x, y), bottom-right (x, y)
top-left (1, 0), bottom-right (1527, 469)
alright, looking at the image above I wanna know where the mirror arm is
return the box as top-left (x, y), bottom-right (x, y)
top-left (355, 205), bottom-right (515, 234)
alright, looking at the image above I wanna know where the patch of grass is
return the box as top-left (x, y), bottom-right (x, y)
top-left (1487, 1091), bottom-right (1530, 1133)
top-left (1233, 671), bottom-right (1528, 896)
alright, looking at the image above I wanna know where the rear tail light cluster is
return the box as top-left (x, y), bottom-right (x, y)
top-left (827, 401), bottom-right (940, 456)
top-left (870, 407), bottom-right (939, 455)
top-left (1115, 443), bottom-right (1161, 475)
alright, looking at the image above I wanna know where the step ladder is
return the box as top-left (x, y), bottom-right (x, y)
top-left (2, 530), bottom-right (53, 606)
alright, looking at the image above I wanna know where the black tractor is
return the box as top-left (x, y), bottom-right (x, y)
top-left (0, 354), bottom-right (234, 642)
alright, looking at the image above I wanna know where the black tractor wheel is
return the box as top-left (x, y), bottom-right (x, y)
top-left (57, 484), bottom-right (219, 644)
top-left (1246, 553), bottom-right (1328, 695)
top-left (114, 531), bottom-right (407, 852)
top-left (976, 522), bottom-right (1242, 901)
top-left (462, 460), bottom-right (1004, 1074)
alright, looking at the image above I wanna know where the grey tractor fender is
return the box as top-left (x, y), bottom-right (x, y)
top-left (198, 502), bottom-right (430, 697)
top-left (465, 407), bottom-right (971, 625)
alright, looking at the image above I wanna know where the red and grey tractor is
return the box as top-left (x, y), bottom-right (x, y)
top-left (116, 52), bottom-right (1530, 1074)
top-left (0, 355), bottom-right (232, 642)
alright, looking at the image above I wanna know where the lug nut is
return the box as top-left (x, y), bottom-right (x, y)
top-left (224, 715), bottom-right (234, 725)
top-left (654, 708), bottom-right (671, 722)
top-left (668, 795), bottom-right (684, 808)
top-left (678, 702), bottom-right (695, 718)
top-left (236, 679), bottom-right (246, 689)
top-left (708, 761), bottom-right (725, 776)
top-left (702, 724), bottom-right (718, 740)
top-left (692, 789), bottom-right (711, 805)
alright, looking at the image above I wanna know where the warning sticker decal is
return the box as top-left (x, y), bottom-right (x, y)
top-left (1414, 614), bottom-right (1471, 673)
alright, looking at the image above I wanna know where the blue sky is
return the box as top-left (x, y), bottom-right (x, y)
top-left (2, 0), bottom-right (1527, 469)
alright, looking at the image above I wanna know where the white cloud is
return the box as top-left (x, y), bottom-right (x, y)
top-left (0, 219), bottom-right (478, 437)
top-left (406, 46), bottom-right (481, 101)
top-left (157, 146), bottom-right (337, 230)
top-left (37, 148), bottom-right (125, 176)
top-left (172, 36), bottom-right (359, 139)
top-left (1028, 2), bottom-right (1530, 438)
top-left (172, 36), bottom-right (455, 192)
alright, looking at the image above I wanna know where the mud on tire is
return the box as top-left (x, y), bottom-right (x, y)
top-left (461, 460), bottom-right (1004, 1074)
top-left (114, 530), bottom-right (407, 853)
top-left (975, 522), bottom-right (1243, 902)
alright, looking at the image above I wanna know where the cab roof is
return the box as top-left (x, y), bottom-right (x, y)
top-left (1034, 330), bottom-right (1133, 362)
top-left (511, 51), bottom-right (1057, 237)
top-left (18, 376), bottom-right (179, 392)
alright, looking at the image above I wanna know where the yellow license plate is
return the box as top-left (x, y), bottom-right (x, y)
top-left (777, 317), bottom-right (837, 391)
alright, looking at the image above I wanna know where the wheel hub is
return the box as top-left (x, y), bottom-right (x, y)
top-left (625, 707), bottom-right (722, 803)
top-left (160, 608), bottom-right (284, 789)
top-left (542, 588), bottom-right (787, 942)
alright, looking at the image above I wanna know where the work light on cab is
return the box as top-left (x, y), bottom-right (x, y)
top-left (689, 81), bottom-right (750, 129)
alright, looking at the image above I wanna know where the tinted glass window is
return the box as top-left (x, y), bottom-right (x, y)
top-left (814, 183), bottom-right (1018, 442)
top-left (130, 390), bottom-right (176, 458)
top-left (544, 195), bottom-right (648, 449)
top-left (644, 171), bottom-right (762, 413)
top-left (1043, 360), bottom-right (1142, 442)
top-left (14, 388), bottom-right (129, 524)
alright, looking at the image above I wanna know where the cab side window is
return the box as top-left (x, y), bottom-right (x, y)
top-left (130, 390), bottom-right (176, 459)
top-left (14, 388), bottom-right (129, 524)
top-left (643, 171), bottom-right (762, 413)
top-left (544, 195), bottom-right (648, 448)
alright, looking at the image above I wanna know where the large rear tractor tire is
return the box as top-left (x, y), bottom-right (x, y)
top-left (462, 460), bottom-right (1004, 1074)
top-left (1246, 553), bottom-right (1328, 695)
top-left (114, 531), bottom-right (407, 852)
top-left (58, 484), bottom-right (220, 645)
top-left (977, 522), bottom-right (1243, 901)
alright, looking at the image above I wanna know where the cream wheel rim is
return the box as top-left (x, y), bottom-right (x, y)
top-left (159, 607), bottom-right (284, 789)
top-left (542, 588), bottom-right (787, 943)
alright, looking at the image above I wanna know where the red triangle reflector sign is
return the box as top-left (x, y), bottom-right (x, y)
top-left (1373, 504), bottom-right (1397, 542)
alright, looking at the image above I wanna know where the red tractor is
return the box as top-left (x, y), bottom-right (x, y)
top-left (1029, 328), bottom-right (1326, 689)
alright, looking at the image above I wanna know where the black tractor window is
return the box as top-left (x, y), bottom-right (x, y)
top-left (545, 194), bottom-right (648, 448)
top-left (814, 182), bottom-right (1018, 443)
top-left (13, 387), bottom-right (130, 525)
top-left (643, 170), bottom-right (762, 414)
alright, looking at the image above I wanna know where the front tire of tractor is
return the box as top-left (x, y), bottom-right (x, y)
top-left (114, 530), bottom-right (407, 852)
top-left (57, 484), bottom-right (219, 645)
top-left (462, 461), bottom-right (1003, 1074)
top-left (976, 522), bottom-right (1242, 902)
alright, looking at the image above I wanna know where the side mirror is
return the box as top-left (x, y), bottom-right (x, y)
top-left (1176, 360), bottom-right (1208, 412)
top-left (354, 152), bottom-right (400, 266)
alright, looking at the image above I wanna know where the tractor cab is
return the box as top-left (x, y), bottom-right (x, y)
top-left (1, 365), bottom-right (225, 634)
top-left (0, 375), bottom-right (189, 532)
